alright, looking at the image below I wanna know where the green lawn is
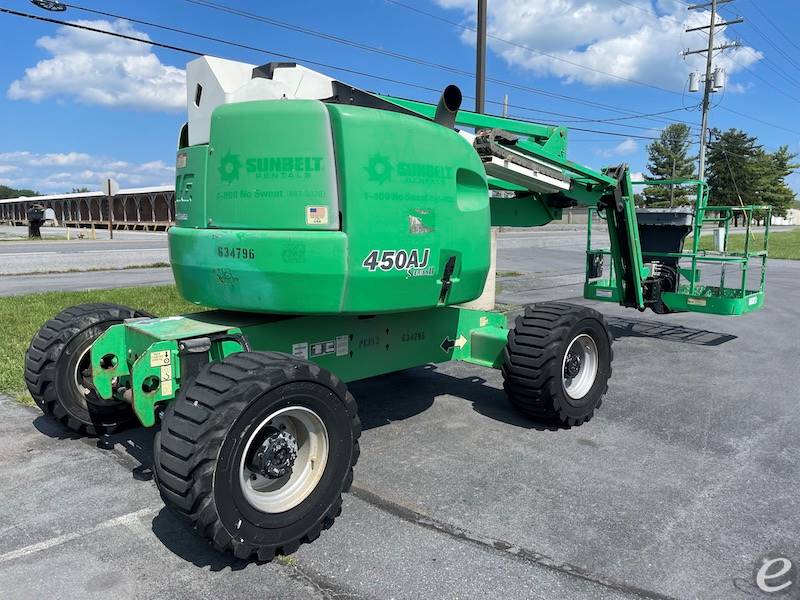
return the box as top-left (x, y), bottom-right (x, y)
top-left (0, 285), bottom-right (200, 402)
top-left (693, 228), bottom-right (800, 260)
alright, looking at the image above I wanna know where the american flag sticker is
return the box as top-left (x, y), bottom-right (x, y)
top-left (306, 205), bottom-right (328, 225)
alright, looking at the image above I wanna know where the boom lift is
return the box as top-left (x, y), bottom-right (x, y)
top-left (24, 57), bottom-right (769, 560)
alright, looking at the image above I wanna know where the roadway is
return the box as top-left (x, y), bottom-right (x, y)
top-left (0, 231), bottom-right (168, 277)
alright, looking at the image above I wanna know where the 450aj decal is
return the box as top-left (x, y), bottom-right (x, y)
top-left (362, 248), bottom-right (433, 276)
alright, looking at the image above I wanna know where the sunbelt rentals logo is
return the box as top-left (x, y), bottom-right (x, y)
top-left (218, 151), bottom-right (242, 184)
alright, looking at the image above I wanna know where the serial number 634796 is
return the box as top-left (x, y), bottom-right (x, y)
top-left (217, 246), bottom-right (256, 260)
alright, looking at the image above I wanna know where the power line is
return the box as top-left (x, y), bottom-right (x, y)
top-left (0, 4), bottom-right (456, 99)
top-left (500, 101), bottom-right (698, 133)
top-left (0, 6), bottom-right (202, 55)
top-left (558, 107), bottom-right (697, 125)
top-left (0, 4), bottom-right (688, 141)
top-left (505, 114), bottom-right (663, 140)
top-left (738, 13), bottom-right (800, 74)
top-left (571, 138), bottom-right (700, 145)
top-left (18, 0), bottom-right (789, 140)
top-left (746, 0), bottom-right (800, 55)
top-left (611, 0), bottom-right (689, 26)
top-left (54, 1), bottom-right (691, 137)
top-left (719, 145), bottom-right (746, 206)
top-left (385, 0), bottom-right (688, 97)
top-left (737, 44), bottom-right (800, 91)
top-left (723, 52), bottom-right (800, 104)
top-left (184, 0), bottom-right (696, 126)
top-left (718, 106), bottom-right (800, 136)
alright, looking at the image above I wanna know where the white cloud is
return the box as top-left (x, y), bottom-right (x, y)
top-left (597, 137), bottom-right (638, 158)
top-left (437, 0), bottom-right (761, 89)
top-left (8, 19), bottom-right (185, 111)
top-left (0, 150), bottom-right (175, 193)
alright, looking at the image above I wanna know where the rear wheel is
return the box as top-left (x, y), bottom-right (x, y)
top-left (153, 351), bottom-right (360, 561)
top-left (502, 302), bottom-right (613, 426)
top-left (24, 303), bottom-right (152, 435)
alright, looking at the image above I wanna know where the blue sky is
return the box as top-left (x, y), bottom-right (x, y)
top-left (0, 0), bottom-right (797, 194)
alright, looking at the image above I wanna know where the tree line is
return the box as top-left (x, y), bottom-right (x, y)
top-left (0, 186), bottom-right (94, 199)
top-left (641, 123), bottom-right (798, 219)
top-left (0, 185), bottom-right (38, 199)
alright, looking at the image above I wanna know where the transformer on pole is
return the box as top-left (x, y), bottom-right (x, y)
top-left (683, 0), bottom-right (743, 179)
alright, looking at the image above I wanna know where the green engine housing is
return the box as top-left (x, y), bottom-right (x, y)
top-left (171, 99), bottom-right (491, 314)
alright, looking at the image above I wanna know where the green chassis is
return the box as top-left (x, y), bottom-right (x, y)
top-left (92, 306), bottom-right (507, 427)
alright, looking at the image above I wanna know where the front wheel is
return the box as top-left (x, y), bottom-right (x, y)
top-left (502, 302), bottom-right (613, 426)
top-left (153, 352), bottom-right (360, 561)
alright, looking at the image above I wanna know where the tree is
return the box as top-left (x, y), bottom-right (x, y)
top-left (706, 129), bottom-right (797, 224)
top-left (643, 123), bottom-right (696, 207)
top-left (753, 145), bottom-right (797, 218)
top-left (0, 185), bottom-right (38, 199)
top-left (705, 128), bottom-right (761, 208)
top-left (70, 187), bottom-right (92, 194)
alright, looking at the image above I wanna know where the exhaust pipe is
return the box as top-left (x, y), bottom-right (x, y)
top-left (434, 85), bottom-right (462, 129)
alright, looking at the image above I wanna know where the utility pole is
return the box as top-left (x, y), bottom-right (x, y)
top-left (462, 0), bottom-right (495, 312)
top-left (684, 0), bottom-right (742, 179)
top-left (475, 0), bottom-right (487, 114)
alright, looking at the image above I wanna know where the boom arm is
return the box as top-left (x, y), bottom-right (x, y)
top-left (381, 94), bottom-right (647, 309)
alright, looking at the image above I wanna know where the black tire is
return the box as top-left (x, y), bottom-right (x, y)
top-left (153, 351), bottom-right (360, 561)
top-left (502, 302), bottom-right (613, 426)
top-left (24, 303), bottom-right (153, 435)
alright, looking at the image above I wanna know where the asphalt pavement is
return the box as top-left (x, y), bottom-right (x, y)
top-left (1, 228), bottom-right (799, 599)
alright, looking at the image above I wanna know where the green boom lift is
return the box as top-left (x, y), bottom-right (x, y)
top-left (24, 56), bottom-right (769, 561)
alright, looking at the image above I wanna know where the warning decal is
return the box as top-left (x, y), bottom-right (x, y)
top-left (292, 342), bottom-right (309, 360)
top-left (150, 350), bottom-right (171, 367)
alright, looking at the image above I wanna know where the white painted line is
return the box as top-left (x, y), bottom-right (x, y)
top-left (0, 507), bottom-right (159, 564)
top-left (78, 249), bottom-right (165, 254)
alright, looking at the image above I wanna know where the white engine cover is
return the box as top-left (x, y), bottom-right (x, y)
top-left (186, 56), bottom-right (335, 146)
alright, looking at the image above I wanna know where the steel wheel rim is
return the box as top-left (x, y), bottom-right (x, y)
top-left (562, 333), bottom-right (599, 400)
top-left (73, 345), bottom-right (93, 400)
top-left (72, 342), bottom-right (120, 408)
top-left (74, 343), bottom-right (102, 409)
top-left (239, 406), bottom-right (329, 514)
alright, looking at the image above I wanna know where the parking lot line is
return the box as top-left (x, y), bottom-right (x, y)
top-left (0, 507), bottom-right (159, 564)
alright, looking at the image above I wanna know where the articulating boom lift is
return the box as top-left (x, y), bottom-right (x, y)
top-left (24, 57), bottom-right (769, 560)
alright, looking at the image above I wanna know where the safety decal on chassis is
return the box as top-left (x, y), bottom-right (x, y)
top-left (292, 336), bottom-right (349, 360)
